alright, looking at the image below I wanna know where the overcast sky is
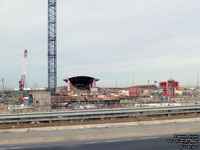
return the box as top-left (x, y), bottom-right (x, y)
top-left (1, 0), bottom-right (200, 89)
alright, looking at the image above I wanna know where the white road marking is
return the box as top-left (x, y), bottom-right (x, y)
top-left (87, 141), bottom-right (97, 144)
top-left (12, 148), bottom-right (23, 150)
top-left (85, 136), bottom-right (160, 145)
top-left (124, 138), bottom-right (135, 141)
top-left (0, 147), bottom-right (23, 150)
top-left (138, 136), bottom-right (159, 140)
top-left (105, 139), bottom-right (124, 143)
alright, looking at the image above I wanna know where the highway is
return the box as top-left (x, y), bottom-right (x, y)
top-left (0, 134), bottom-right (199, 150)
top-left (0, 117), bottom-right (200, 150)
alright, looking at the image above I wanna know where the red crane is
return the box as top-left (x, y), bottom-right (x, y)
top-left (19, 49), bottom-right (28, 91)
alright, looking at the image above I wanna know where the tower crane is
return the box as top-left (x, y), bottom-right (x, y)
top-left (48, 0), bottom-right (57, 95)
top-left (19, 49), bottom-right (28, 91)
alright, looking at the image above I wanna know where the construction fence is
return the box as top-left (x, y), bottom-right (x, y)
top-left (0, 94), bottom-right (198, 114)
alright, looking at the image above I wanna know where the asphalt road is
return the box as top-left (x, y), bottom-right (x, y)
top-left (0, 134), bottom-right (199, 150)
top-left (1, 120), bottom-right (200, 141)
top-left (0, 118), bottom-right (200, 149)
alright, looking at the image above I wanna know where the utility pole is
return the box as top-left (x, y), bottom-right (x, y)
top-left (197, 70), bottom-right (199, 89)
top-left (1, 77), bottom-right (4, 91)
top-left (154, 80), bottom-right (157, 86)
top-left (132, 75), bottom-right (134, 87)
top-left (197, 70), bottom-right (199, 101)
top-left (77, 89), bottom-right (80, 109)
top-left (48, 0), bottom-right (57, 95)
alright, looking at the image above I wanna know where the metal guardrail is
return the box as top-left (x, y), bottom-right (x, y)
top-left (0, 104), bottom-right (200, 123)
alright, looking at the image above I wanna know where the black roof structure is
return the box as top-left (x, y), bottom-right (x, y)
top-left (63, 76), bottom-right (99, 90)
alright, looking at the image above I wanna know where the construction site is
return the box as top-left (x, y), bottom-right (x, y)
top-left (0, 74), bottom-right (199, 114)
top-left (0, 0), bottom-right (199, 115)
top-left (1, 1), bottom-right (200, 150)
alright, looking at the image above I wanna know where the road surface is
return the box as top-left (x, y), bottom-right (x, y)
top-left (0, 133), bottom-right (199, 150)
top-left (0, 117), bottom-right (200, 149)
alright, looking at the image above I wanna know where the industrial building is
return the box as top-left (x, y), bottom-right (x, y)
top-left (127, 85), bottom-right (157, 97)
top-left (159, 79), bottom-right (179, 98)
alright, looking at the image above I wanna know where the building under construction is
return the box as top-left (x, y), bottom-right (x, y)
top-left (63, 76), bottom-right (99, 91)
top-left (159, 79), bottom-right (179, 98)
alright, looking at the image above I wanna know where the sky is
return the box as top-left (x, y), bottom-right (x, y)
top-left (1, 0), bottom-right (200, 89)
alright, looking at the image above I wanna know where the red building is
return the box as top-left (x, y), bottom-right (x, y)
top-left (127, 85), bottom-right (157, 97)
top-left (128, 86), bottom-right (142, 97)
top-left (159, 80), bottom-right (179, 98)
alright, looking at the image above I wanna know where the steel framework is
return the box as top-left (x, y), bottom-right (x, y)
top-left (19, 49), bottom-right (28, 91)
top-left (48, 0), bottom-right (57, 95)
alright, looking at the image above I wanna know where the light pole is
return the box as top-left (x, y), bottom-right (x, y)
top-left (154, 80), bottom-right (157, 86)
top-left (2, 77), bottom-right (4, 91)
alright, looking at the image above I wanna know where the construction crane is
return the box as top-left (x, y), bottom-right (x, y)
top-left (19, 49), bottom-right (28, 91)
top-left (48, 0), bottom-right (57, 95)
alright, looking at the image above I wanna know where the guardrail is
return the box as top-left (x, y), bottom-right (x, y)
top-left (0, 104), bottom-right (200, 123)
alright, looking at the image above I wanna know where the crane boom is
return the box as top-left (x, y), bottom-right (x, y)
top-left (19, 49), bottom-right (27, 91)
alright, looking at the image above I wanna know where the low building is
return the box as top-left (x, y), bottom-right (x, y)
top-left (30, 91), bottom-right (51, 111)
top-left (159, 79), bottom-right (179, 98)
top-left (127, 85), bottom-right (157, 97)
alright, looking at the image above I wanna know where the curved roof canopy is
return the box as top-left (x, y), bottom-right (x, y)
top-left (63, 76), bottom-right (99, 90)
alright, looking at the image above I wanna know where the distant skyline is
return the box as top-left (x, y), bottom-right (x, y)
top-left (0, 0), bottom-right (200, 89)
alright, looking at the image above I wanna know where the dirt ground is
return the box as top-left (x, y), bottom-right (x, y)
top-left (0, 113), bottom-right (199, 129)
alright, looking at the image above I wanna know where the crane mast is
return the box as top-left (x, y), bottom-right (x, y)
top-left (19, 49), bottom-right (27, 91)
top-left (48, 0), bottom-right (57, 95)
